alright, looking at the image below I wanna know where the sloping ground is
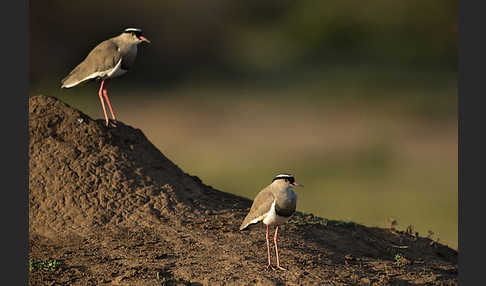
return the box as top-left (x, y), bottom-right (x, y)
top-left (29, 95), bottom-right (457, 285)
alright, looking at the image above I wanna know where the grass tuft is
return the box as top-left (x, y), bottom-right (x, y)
top-left (29, 258), bottom-right (62, 272)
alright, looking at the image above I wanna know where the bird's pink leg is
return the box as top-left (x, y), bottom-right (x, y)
top-left (266, 224), bottom-right (273, 269)
top-left (102, 79), bottom-right (117, 121)
top-left (274, 225), bottom-right (287, 270)
top-left (98, 80), bottom-right (109, 126)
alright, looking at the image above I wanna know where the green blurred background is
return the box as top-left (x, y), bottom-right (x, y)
top-left (29, 1), bottom-right (457, 249)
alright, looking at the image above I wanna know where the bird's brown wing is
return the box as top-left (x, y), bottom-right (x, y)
top-left (239, 186), bottom-right (275, 230)
top-left (61, 39), bottom-right (122, 88)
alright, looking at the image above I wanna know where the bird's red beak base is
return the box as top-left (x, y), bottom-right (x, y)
top-left (139, 36), bottom-right (151, 43)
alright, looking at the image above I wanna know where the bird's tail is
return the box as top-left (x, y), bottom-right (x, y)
top-left (239, 217), bottom-right (253, 230)
top-left (239, 223), bottom-right (249, 231)
top-left (60, 64), bottom-right (86, 88)
top-left (60, 72), bottom-right (78, 88)
top-left (60, 77), bottom-right (70, 88)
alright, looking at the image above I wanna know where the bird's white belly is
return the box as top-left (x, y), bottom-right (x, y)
top-left (263, 201), bottom-right (290, 226)
top-left (106, 58), bottom-right (127, 78)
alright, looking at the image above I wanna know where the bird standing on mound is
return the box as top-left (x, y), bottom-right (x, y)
top-left (61, 28), bottom-right (151, 126)
top-left (240, 174), bottom-right (303, 270)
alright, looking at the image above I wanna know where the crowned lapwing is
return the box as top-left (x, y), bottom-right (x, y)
top-left (240, 174), bottom-right (303, 270)
top-left (61, 28), bottom-right (150, 126)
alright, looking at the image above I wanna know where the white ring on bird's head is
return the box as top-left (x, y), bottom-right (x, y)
top-left (272, 174), bottom-right (294, 182)
top-left (124, 28), bottom-right (142, 33)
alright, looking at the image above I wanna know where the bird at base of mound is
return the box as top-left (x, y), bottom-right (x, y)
top-left (61, 28), bottom-right (151, 127)
top-left (240, 173), bottom-right (303, 270)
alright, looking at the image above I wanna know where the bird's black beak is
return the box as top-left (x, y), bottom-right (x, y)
top-left (138, 36), bottom-right (151, 44)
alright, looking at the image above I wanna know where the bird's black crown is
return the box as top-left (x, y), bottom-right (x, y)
top-left (272, 174), bottom-right (295, 183)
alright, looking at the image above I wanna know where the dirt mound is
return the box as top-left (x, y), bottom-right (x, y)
top-left (29, 95), bottom-right (243, 239)
top-left (29, 95), bottom-right (457, 285)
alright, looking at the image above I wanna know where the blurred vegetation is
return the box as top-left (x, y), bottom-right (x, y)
top-left (30, 0), bottom-right (456, 88)
top-left (29, 1), bottom-right (457, 249)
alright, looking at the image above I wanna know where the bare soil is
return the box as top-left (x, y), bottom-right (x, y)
top-left (29, 95), bottom-right (458, 285)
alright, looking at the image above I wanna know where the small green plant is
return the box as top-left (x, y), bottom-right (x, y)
top-left (156, 271), bottom-right (177, 286)
top-left (288, 213), bottom-right (327, 229)
top-left (330, 220), bottom-right (356, 228)
top-left (394, 254), bottom-right (406, 267)
top-left (160, 277), bottom-right (177, 286)
top-left (29, 258), bottom-right (61, 272)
